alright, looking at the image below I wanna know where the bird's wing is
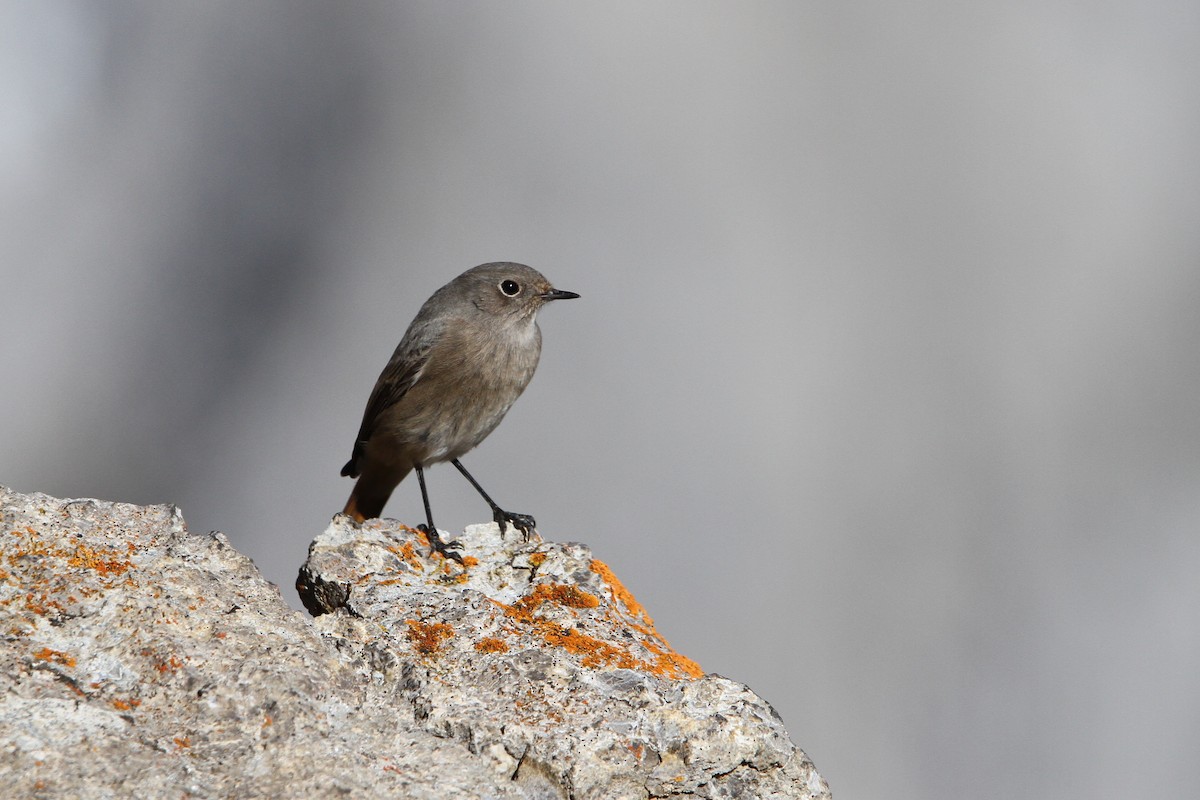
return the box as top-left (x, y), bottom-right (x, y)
top-left (340, 328), bottom-right (438, 478)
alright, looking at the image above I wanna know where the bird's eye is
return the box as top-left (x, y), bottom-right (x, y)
top-left (500, 279), bottom-right (521, 296)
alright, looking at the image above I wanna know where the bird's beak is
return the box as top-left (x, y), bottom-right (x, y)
top-left (541, 288), bottom-right (580, 301)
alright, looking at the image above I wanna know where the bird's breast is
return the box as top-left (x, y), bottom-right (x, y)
top-left (380, 319), bottom-right (542, 463)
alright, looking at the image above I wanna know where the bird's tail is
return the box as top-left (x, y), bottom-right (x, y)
top-left (342, 467), bottom-right (409, 522)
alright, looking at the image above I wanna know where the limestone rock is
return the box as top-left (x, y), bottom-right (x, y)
top-left (0, 486), bottom-right (830, 798)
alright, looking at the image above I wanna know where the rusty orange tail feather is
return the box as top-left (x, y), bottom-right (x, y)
top-left (342, 492), bottom-right (368, 522)
top-left (342, 470), bottom-right (405, 522)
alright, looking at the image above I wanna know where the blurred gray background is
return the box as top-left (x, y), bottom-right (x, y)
top-left (4, 2), bottom-right (1199, 798)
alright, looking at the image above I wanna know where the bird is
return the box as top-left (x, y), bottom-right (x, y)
top-left (339, 262), bottom-right (578, 560)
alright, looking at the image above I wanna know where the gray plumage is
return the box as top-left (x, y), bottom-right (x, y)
top-left (340, 262), bottom-right (578, 557)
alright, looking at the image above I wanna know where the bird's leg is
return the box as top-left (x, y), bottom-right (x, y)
top-left (414, 465), bottom-right (463, 562)
top-left (451, 458), bottom-right (537, 540)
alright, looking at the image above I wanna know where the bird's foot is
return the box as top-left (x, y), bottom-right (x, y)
top-left (494, 509), bottom-right (537, 541)
top-left (417, 524), bottom-right (464, 563)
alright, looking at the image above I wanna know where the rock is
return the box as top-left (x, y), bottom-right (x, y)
top-left (0, 486), bottom-right (830, 799)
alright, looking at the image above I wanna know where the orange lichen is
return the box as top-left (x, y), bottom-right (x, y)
top-left (3, 524), bottom-right (138, 628)
top-left (590, 559), bottom-right (704, 679)
top-left (493, 568), bottom-right (704, 680)
top-left (389, 541), bottom-right (424, 570)
top-left (643, 640), bottom-right (704, 680)
top-left (405, 619), bottom-right (454, 655)
top-left (174, 736), bottom-right (191, 749)
top-left (145, 653), bottom-right (183, 674)
top-left (33, 647), bottom-right (76, 667)
top-left (591, 559), bottom-right (653, 626)
top-left (66, 542), bottom-right (134, 578)
top-left (542, 625), bottom-right (641, 670)
top-left (474, 637), bottom-right (509, 654)
top-left (433, 557), bottom-right (470, 583)
top-left (24, 593), bottom-right (67, 617)
top-left (112, 698), bottom-right (142, 711)
top-left (505, 583), bottom-right (599, 623)
top-left (528, 552), bottom-right (547, 568)
top-left (461, 555), bottom-right (479, 568)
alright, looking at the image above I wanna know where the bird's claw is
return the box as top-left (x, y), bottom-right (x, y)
top-left (494, 509), bottom-right (537, 541)
top-left (417, 524), bottom-right (465, 563)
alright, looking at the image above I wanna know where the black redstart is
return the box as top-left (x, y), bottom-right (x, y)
top-left (340, 262), bottom-right (578, 560)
